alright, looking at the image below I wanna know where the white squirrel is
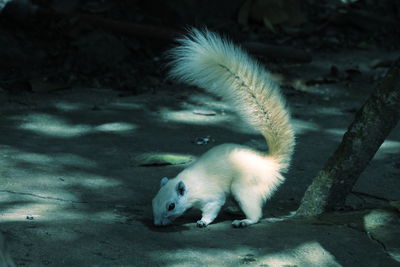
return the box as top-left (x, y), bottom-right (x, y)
top-left (152, 28), bottom-right (295, 228)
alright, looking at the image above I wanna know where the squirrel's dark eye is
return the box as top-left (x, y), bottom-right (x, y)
top-left (168, 203), bottom-right (175, 211)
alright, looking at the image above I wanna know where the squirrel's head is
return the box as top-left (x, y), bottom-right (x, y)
top-left (152, 177), bottom-right (189, 226)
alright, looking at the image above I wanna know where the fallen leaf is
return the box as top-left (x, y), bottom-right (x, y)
top-left (135, 153), bottom-right (193, 166)
top-left (192, 109), bottom-right (217, 116)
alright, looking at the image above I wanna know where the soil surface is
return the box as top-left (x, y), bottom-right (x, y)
top-left (1, 0), bottom-right (400, 266)
top-left (1, 48), bottom-right (400, 266)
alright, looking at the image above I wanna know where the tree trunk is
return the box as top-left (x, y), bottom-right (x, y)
top-left (296, 58), bottom-right (400, 217)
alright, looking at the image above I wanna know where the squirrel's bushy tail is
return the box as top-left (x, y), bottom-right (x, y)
top-left (168, 28), bottom-right (295, 171)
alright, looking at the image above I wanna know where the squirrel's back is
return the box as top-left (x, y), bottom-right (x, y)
top-left (178, 144), bottom-right (285, 204)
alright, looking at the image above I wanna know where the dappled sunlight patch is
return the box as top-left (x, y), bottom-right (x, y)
top-left (363, 210), bottom-right (400, 263)
top-left (0, 147), bottom-right (98, 171)
top-left (324, 128), bottom-right (346, 137)
top-left (13, 113), bottom-right (137, 137)
top-left (292, 119), bottom-right (320, 135)
top-left (73, 173), bottom-right (121, 188)
top-left (13, 152), bottom-right (97, 168)
top-left (315, 107), bottom-right (347, 116)
top-left (94, 122), bottom-right (136, 132)
top-left (14, 171), bottom-right (119, 189)
top-left (18, 113), bottom-right (92, 137)
top-left (54, 102), bottom-right (90, 112)
top-left (149, 247), bottom-right (252, 266)
top-left (0, 203), bottom-right (118, 226)
top-left (0, 202), bottom-right (70, 222)
top-left (0, 171), bottom-right (121, 197)
top-left (258, 241), bottom-right (341, 266)
top-left (50, 153), bottom-right (98, 168)
top-left (159, 108), bottom-right (233, 126)
top-left (1, 150), bottom-right (121, 205)
top-left (14, 152), bottom-right (53, 165)
top-left (374, 140), bottom-right (400, 159)
top-left (389, 251), bottom-right (400, 262)
top-left (363, 209), bottom-right (399, 230)
top-left (149, 242), bottom-right (340, 266)
top-left (322, 130), bottom-right (400, 159)
top-left (91, 210), bottom-right (120, 222)
top-left (0, 183), bottom-right (82, 203)
top-left (107, 101), bottom-right (145, 111)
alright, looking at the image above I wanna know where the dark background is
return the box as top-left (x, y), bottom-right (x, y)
top-left (1, 0), bottom-right (399, 94)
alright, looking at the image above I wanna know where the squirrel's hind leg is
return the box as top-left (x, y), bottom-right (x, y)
top-left (231, 185), bottom-right (263, 228)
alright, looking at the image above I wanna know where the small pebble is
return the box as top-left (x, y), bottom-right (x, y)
top-left (194, 137), bottom-right (212, 145)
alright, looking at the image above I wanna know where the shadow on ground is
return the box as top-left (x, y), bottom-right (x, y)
top-left (1, 50), bottom-right (399, 266)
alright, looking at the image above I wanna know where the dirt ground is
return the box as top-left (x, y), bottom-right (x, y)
top-left (1, 1), bottom-right (400, 266)
top-left (0, 47), bottom-right (400, 266)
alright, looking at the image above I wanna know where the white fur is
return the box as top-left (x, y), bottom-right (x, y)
top-left (152, 29), bottom-right (295, 228)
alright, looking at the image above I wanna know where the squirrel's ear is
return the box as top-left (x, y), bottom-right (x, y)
top-left (176, 181), bottom-right (186, 196)
top-left (160, 177), bottom-right (169, 187)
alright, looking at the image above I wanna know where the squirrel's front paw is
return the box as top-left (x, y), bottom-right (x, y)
top-left (196, 220), bottom-right (208, 228)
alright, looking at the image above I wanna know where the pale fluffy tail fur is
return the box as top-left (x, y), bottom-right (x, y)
top-left (168, 28), bottom-right (295, 171)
